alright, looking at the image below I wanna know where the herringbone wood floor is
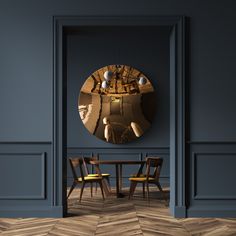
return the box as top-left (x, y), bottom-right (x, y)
top-left (1, 187), bottom-right (236, 236)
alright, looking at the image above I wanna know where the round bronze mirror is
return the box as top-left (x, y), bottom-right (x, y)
top-left (78, 65), bottom-right (155, 144)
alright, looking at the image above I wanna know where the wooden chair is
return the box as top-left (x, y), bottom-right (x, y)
top-left (82, 156), bottom-right (111, 193)
top-left (129, 157), bottom-right (167, 202)
top-left (67, 158), bottom-right (105, 202)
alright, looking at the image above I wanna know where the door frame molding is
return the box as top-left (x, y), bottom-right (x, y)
top-left (53, 16), bottom-right (187, 217)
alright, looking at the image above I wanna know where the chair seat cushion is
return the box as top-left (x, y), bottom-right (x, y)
top-left (78, 176), bottom-right (102, 181)
top-left (88, 173), bottom-right (110, 177)
top-left (129, 177), bottom-right (155, 181)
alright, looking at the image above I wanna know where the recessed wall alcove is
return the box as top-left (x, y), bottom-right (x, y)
top-left (67, 26), bottom-right (170, 186)
top-left (54, 16), bottom-right (187, 217)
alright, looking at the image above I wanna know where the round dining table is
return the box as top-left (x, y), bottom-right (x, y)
top-left (90, 160), bottom-right (146, 198)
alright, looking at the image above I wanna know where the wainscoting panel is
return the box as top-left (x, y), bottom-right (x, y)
top-left (67, 147), bottom-right (169, 187)
top-left (188, 142), bottom-right (236, 217)
top-left (192, 153), bottom-right (236, 200)
top-left (0, 152), bottom-right (45, 199)
top-left (0, 142), bottom-right (53, 207)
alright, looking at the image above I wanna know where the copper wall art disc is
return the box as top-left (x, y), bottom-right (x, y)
top-left (78, 65), bottom-right (156, 144)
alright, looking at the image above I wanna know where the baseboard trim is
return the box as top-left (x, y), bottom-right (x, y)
top-left (170, 206), bottom-right (186, 218)
top-left (187, 206), bottom-right (236, 217)
top-left (0, 206), bottom-right (63, 218)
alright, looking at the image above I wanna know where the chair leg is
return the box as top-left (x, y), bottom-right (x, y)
top-left (129, 182), bottom-right (134, 199)
top-left (129, 182), bottom-right (135, 199)
top-left (67, 181), bottom-right (77, 199)
top-left (96, 182), bottom-right (98, 192)
top-left (90, 182), bottom-right (93, 197)
top-left (146, 182), bottom-right (150, 203)
top-left (129, 181), bottom-right (137, 199)
top-left (142, 182), bottom-right (145, 198)
top-left (98, 181), bottom-right (105, 200)
top-left (133, 182), bottom-right (138, 196)
top-left (106, 176), bottom-right (111, 190)
top-left (156, 182), bottom-right (167, 202)
top-left (79, 182), bottom-right (86, 202)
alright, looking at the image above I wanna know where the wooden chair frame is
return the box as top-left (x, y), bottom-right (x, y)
top-left (82, 156), bottom-right (111, 193)
top-left (129, 157), bottom-right (167, 202)
top-left (67, 157), bottom-right (105, 202)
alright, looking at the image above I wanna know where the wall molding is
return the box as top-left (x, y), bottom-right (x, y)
top-left (188, 206), bottom-right (236, 218)
top-left (188, 141), bottom-right (236, 144)
top-left (0, 206), bottom-right (63, 218)
top-left (0, 141), bottom-right (52, 144)
top-left (174, 206), bottom-right (187, 218)
top-left (0, 152), bottom-right (46, 200)
top-left (187, 142), bottom-right (236, 217)
top-left (0, 142), bottom-right (60, 217)
top-left (67, 147), bottom-right (169, 156)
top-left (67, 146), bottom-right (170, 149)
top-left (192, 152), bottom-right (236, 200)
top-left (54, 15), bottom-right (187, 217)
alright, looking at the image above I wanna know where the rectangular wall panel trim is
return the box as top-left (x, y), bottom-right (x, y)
top-left (0, 142), bottom-right (52, 144)
top-left (188, 141), bottom-right (236, 144)
top-left (0, 152), bottom-right (46, 200)
top-left (54, 15), bottom-right (187, 217)
top-left (67, 147), bottom-right (170, 149)
top-left (192, 152), bottom-right (236, 200)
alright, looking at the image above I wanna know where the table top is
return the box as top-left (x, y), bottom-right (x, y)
top-left (90, 160), bottom-right (145, 165)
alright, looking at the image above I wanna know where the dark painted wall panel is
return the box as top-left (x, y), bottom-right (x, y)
top-left (0, 1), bottom-right (53, 142)
top-left (0, 153), bottom-right (45, 199)
top-left (194, 153), bottom-right (236, 199)
top-left (189, 17), bottom-right (236, 141)
top-left (0, 143), bottom-right (53, 207)
top-left (188, 143), bottom-right (236, 216)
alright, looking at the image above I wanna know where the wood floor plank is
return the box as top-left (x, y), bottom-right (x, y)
top-left (0, 218), bottom-right (59, 236)
top-left (96, 199), bottom-right (143, 236)
top-left (0, 219), bottom-right (19, 233)
top-left (1, 187), bottom-right (236, 236)
top-left (178, 218), bottom-right (226, 236)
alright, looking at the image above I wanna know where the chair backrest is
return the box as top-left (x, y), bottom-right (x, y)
top-left (145, 157), bottom-right (163, 181)
top-left (69, 158), bottom-right (85, 181)
top-left (82, 156), bottom-right (99, 175)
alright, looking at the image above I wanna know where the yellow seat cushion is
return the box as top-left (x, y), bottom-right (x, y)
top-left (129, 177), bottom-right (155, 182)
top-left (78, 176), bottom-right (102, 181)
top-left (88, 173), bottom-right (110, 177)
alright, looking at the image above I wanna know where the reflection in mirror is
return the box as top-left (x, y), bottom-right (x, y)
top-left (78, 65), bottom-right (156, 144)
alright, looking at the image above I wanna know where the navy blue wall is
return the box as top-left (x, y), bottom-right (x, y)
top-left (0, 0), bottom-right (236, 217)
